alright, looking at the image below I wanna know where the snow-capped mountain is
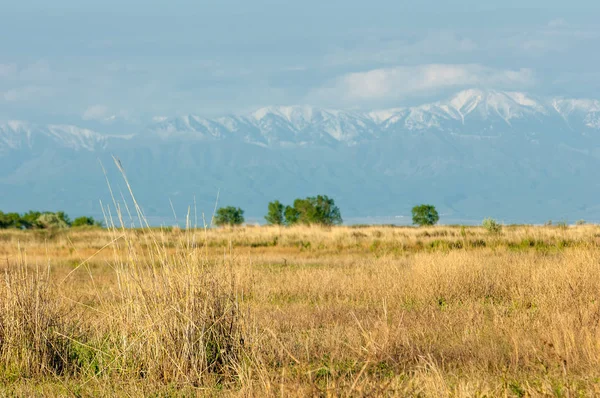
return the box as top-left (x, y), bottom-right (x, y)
top-left (0, 121), bottom-right (108, 153)
top-left (146, 105), bottom-right (380, 146)
top-left (141, 89), bottom-right (600, 146)
top-left (3, 89), bottom-right (599, 151)
top-left (3, 88), bottom-right (600, 224)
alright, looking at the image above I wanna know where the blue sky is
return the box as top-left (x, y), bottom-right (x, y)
top-left (1, 0), bottom-right (599, 128)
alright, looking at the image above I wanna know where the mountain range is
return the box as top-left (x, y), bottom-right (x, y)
top-left (2, 89), bottom-right (600, 225)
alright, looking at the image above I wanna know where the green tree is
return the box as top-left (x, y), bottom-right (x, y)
top-left (0, 212), bottom-right (23, 229)
top-left (0, 211), bottom-right (102, 229)
top-left (20, 211), bottom-right (42, 229)
top-left (411, 204), bottom-right (439, 226)
top-left (214, 206), bottom-right (245, 227)
top-left (284, 205), bottom-right (300, 225)
top-left (285, 195), bottom-right (342, 226)
top-left (56, 211), bottom-right (72, 226)
top-left (265, 200), bottom-right (285, 225)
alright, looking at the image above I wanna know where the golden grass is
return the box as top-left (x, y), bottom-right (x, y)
top-left (2, 224), bottom-right (600, 396)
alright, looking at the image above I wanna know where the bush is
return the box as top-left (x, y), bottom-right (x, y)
top-left (37, 213), bottom-right (70, 229)
top-left (412, 204), bottom-right (439, 226)
top-left (72, 216), bottom-right (102, 228)
top-left (56, 211), bottom-right (71, 226)
top-left (482, 218), bottom-right (502, 234)
top-left (214, 206), bottom-right (245, 227)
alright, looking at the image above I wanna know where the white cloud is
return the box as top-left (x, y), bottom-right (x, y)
top-left (152, 116), bottom-right (168, 122)
top-left (313, 64), bottom-right (535, 104)
top-left (82, 105), bottom-right (136, 124)
top-left (82, 104), bottom-right (111, 121)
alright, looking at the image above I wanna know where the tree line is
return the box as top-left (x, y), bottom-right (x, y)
top-left (0, 198), bottom-right (441, 229)
top-left (214, 195), bottom-right (343, 227)
top-left (214, 195), bottom-right (440, 227)
top-left (0, 211), bottom-right (102, 230)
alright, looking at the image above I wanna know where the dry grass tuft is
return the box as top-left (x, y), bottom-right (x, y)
top-left (0, 259), bottom-right (82, 378)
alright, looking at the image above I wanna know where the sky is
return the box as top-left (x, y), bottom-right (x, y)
top-left (1, 0), bottom-right (599, 129)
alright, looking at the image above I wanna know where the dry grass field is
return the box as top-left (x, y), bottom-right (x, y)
top-left (2, 224), bottom-right (600, 396)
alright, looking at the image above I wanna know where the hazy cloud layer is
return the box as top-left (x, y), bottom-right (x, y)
top-left (0, 1), bottom-right (599, 124)
top-left (312, 65), bottom-right (535, 105)
top-left (82, 105), bottom-right (111, 121)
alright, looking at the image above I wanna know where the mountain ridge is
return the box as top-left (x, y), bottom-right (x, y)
top-left (2, 89), bottom-right (600, 151)
top-left (2, 88), bottom-right (600, 224)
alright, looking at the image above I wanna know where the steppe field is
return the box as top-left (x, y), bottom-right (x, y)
top-left (2, 224), bottom-right (600, 397)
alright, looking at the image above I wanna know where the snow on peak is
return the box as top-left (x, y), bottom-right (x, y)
top-left (6, 120), bottom-right (31, 132)
top-left (553, 98), bottom-right (600, 116)
top-left (149, 114), bottom-right (234, 140)
top-left (46, 125), bottom-right (106, 150)
top-left (449, 89), bottom-right (485, 114)
top-left (251, 105), bottom-right (325, 125)
top-left (439, 89), bottom-right (547, 125)
top-left (368, 108), bottom-right (406, 124)
top-left (0, 121), bottom-right (106, 151)
top-left (448, 89), bottom-right (542, 113)
top-left (504, 91), bottom-right (541, 108)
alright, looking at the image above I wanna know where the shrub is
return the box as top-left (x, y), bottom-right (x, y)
top-left (214, 206), bottom-right (245, 226)
top-left (412, 204), bottom-right (439, 226)
top-left (56, 211), bottom-right (71, 226)
top-left (36, 213), bottom-right (70, 229)
top-left (482, 218), bottom-right (502, 234)
top-left (72, 216), bottom-right (102, 228)
top-left (576, 219), bottom-right (586, 226)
